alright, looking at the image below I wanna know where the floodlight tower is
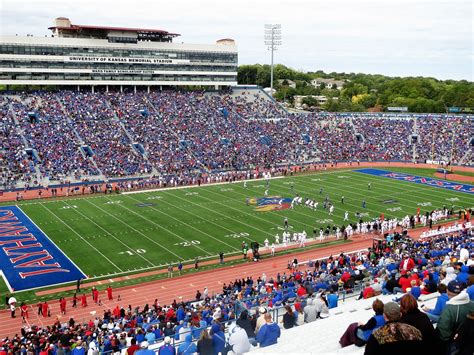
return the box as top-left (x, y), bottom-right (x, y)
top-left (264, 24), bottom-right (282, 96)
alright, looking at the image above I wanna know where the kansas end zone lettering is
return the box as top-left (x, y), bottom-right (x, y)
top-left (355, 169), bottom-right (474, 195)
top-left (0, 211), bottom-right (70, 279)
top-left (0, 206), bottom-right (85, 291)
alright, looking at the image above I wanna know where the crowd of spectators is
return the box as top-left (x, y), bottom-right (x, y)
top-left (0, 90), bottom-right (472, 189)
top-left (1, 224), bottom-right (472, 354)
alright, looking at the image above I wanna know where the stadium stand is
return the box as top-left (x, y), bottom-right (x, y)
top-left (2, 226), bottom-right (472, 354)
top-left (0, 89), bottom-right (472, 190)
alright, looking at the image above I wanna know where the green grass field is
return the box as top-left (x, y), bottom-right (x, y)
top-left (1, 168), bottom-right (474, 296)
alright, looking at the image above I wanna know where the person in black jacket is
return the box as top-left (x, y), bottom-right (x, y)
top-left (383, 274), bottom-right (400, 295)
top-left (455, 311), bottom-right (474, 355)
top-left (236, 310), bottom-right (257, 346)
top-left (365, 302), bottom-right (423, 355)
top-left (197, 329), bottom-right (214, 355)
top-left (282, 305), bottom-right (295, 329)
top-left (399, 294), bottom-right (436, 351)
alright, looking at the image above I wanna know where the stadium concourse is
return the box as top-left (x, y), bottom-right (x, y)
top-left (0, 218), bottom-right (472, 354)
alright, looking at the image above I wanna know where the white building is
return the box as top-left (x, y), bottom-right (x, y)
top-left (0, 18), bottom-right (238, 90)
top-left (294, 95), bottom-right (336, 109)
top-left (310, 78), bottom-right (345, 90)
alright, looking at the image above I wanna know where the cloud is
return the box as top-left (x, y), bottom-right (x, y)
top-left (1, 0), bottom-right (472, 80)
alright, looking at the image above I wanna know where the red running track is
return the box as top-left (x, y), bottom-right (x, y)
top-left (0, 236), bottom-right (374, 337)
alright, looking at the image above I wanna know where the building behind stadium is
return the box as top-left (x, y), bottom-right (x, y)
top-left (0, 17), bottom-right (238, 90)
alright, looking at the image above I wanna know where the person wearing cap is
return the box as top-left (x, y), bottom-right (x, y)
top-left (158, 337), bottom-right (175, 355)
top-left (255, 307), bottom-right (267, 334)
top-left (364, 301), bottom-right (423, 355)
top-left (399, 254), bottom-right (415, 272)
top-left (135, 341), bottom-right (154, 355)
top-left (436, 280), bottom-right (474, 352)
top-left (256, 313), bottom-right (280, 348)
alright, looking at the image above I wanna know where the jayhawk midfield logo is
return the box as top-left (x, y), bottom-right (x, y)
top-left (250, 196), bottom-right (292, 212)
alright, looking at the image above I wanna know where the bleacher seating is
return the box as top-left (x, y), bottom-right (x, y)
top-left (0, 89), bottom-right (472, 189)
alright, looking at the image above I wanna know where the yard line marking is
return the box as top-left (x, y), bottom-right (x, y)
top-left (202, 186), bottom-right (316, 230)
top-left (39, 202), bottom-right (123, 272)
top-left (128, 193), bottom-right (242, 250)
top-left (104, 196), bottom-right (216, 257)
top-left (161, 189), bottom-right (278, 237)
top-left (292, 173), bottom-right (472, 214)
top-left (62, 200), bottom-right (156, 267)
top-left (87, 197), bottom-right (194, 259)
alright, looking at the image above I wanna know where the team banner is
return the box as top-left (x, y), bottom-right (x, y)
top-left (355, 169), bottom-right (474, 195)
top-left (0, 206), bottom-right (85, 291)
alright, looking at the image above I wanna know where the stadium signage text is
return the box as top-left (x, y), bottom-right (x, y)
top-left (66, 56), bottom-right (190, 65)
top-left (0, 206), bottom-right (85, 291)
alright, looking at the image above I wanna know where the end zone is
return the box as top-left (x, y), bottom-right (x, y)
top-left (355, 168), bottom-right (474, 194)
top-left (0, 206), bottom-right (86, 292)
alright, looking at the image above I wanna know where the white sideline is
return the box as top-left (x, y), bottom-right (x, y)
top-left (121, 176), bottom-right (285, 195)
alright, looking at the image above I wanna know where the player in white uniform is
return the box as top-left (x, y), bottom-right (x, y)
top-left (329, 205), bottom-right (334, 215)
top-left (271, 243), bottom-right (275, 256)
top-left (275, 233), bottom-right (280, 245)
top-left (264, 238), bottom-right (269, 249)
top-left (344, 211), bottom-right (349, 221)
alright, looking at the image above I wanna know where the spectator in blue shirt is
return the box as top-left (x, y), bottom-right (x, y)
top-left (422, 283), bottom-right (449, 323)
top-left (327, 289), bottom-right (338, 309)
top-left (256, 313), bottom-right (281, 347)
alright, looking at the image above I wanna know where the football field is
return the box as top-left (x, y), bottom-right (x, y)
top-left (1, 168), bottom-right (473, 292)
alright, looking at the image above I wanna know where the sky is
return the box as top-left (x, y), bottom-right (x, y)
top-left (0, 0), bottom-right (472, 81)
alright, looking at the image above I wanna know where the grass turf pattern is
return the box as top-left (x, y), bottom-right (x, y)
top-left (1, 168), bottom-right (473, 294)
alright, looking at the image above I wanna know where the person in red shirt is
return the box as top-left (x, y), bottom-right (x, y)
top-left (127, 338), bottom-right (140, 355)
top-left (42, 301), bottom-right (49, 318)
top-left (399, 255), bottom-right (415, 271)
top-left (113, 305), bottom-right (120, 319)
top-left (398, 273), bottom-right (412, 293)
top-left (106, 286), bottom-right (113, 301)
top-left (20, 302), bottom-right (28, 322)
top-left (92, 287), bottom-right (99, 304)
top-left (81, 293), bottom-right (87, 307)
top-left (59, 297), bottom-right (66, 315)
top-left (297, 284), bottom-right (307, 297)
top-left (361, 283), bottom-right (375, 299)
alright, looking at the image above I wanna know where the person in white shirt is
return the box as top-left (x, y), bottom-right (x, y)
top-left (226, 323), bottom-right (251, 354)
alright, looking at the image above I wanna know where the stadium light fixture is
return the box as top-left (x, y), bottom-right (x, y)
top-left (264, 24), bottom-right (282, 97)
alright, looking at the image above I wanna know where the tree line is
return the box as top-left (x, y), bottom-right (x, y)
top-left (237, 64), bottom-right (474, 113)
